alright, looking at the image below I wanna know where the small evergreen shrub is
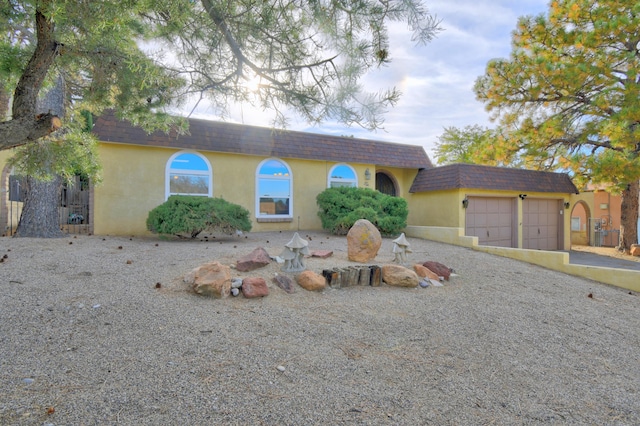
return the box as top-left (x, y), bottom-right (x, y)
top-left (316, 187), bottom-right (408, 235)
top-left (147, 195), bottom-right (252, 238)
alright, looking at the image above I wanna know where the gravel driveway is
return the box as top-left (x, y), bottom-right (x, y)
top-left (1, 232), bottom-right (639, 425)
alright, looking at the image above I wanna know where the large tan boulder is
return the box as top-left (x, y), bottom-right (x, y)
top-left (184, 261), bottom-right (231, 298)
top-left (630, 244), bottom-right (640, 257)
top-left (382, 264), bottom-right (419, 288)
top-left (296, 270), bottom-right (327, 291)
top-left (347, 219), bottom-right (382, 262)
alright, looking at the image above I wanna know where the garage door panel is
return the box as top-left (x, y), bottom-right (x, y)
top-left (498, 227), bottom-right (512, 239)
top-left (523, 199), bottom-right (559, 250)
top-left (487, 213), bottom-right (501, 227)
top-left (499, 200), bottom-right (512, 213)
top-left (539, 214), bottom-right (548, 225)
top-left (466, 197), bottom-right (515, 248)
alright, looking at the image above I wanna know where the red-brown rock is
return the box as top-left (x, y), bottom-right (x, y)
top-left (423, 261), bottom-right (452, 281)
top-left (630, 244), bottom-right (640, 257)
top-left (236, 247), bottom-right (272, 272)
top-left (381, 264), bottom-right (419, 288)
top-left (273, 274), bottom-right (296, 294)
top-left (184, 261), bottom-right (231, 298)
top-left (311, 250), bottom-right (333, 259)
top-left (241, 277), bottom-right (269, 298)
top-left (413, 264), bottom-right (440, 281)
top-left (347, 219), bottom-right (382, 262)
top-left (296, 270), bottom-right (326, 291)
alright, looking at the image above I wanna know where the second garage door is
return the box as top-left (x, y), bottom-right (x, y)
top-left (465, 197), bottom-right (515, 247)
top-left (523, 199), bottom-right (560, 250)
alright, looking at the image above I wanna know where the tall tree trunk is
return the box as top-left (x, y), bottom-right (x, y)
top-left (618, 180), bottom-right (639, 252)
top-left (0, 88), bottom-right (9, 120)
top-left (14, 175), bottom-right (64, 238)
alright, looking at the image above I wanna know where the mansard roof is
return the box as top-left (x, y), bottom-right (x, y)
top-left (92, 111), bottom-right (433, 169)
top-left (410, 163), bottom-right (579, 194)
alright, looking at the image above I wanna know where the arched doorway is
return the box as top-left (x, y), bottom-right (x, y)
top-left (375, 171), bottom-right (397, 196)
top-left (570, 201), bottom-right (591, 247)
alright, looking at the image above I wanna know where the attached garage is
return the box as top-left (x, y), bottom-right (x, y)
top-left (465, 197), bottom-right (515, 247)
top-left (409, 163), bottom-right (579, 251)
top-left (523, 198), bottom-right (561, 250)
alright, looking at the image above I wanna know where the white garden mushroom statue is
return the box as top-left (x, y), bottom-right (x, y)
top-left (280, 232), bottom-right (310, 272)
top-left (392, 233), bottom-right (412, 265)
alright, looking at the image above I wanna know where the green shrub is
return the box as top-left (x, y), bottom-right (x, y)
top-left (147, 195), bottom-right (252, 238)
top-left (316, 187), bottom-right (408, 235)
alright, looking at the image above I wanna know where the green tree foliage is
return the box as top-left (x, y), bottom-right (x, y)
top-left (147, 195), bottom-right (252, 238)
top-left (435, 125), bottom-right (501, 166)
top-left (8, 111), bottom-right (101, 184)
top-left (434, 124), bottom-right (565, 170)
top-left (316, 187), bottom-right (408, 235)
top-left (0, 0), bottom-right (441, 150)
top-left (474, 0), bottom-right (640, 251)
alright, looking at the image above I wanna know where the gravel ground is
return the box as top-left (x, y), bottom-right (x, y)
top-left (1, 231), bottom-right (639, 425)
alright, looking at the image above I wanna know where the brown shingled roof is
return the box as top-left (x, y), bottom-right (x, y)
top-left (92, 111), bottom-right (432, 169)
top-left (409, 163), bottom-right (579, 194)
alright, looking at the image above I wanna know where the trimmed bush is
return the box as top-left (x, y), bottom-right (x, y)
top-left (147, 195), bottom-right (252, 238)
top-left (316, 187), bottom-right (408, 235)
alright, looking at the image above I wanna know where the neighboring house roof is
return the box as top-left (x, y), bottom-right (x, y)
top-left (409, 163), bottom-right (579, 194)
top-left (92, 111), bottom-right (432, 169)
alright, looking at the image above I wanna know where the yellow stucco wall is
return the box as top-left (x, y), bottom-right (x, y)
top-left (406, 189), bottom-right (463, 228)
top-left (94, 143), bottom-right (416, 236)
top-left (406, 225), bottom-right (640, 292)
top-left (94, 144), bottom-right (166, 235)
top-left (0, 150), bottom-right (12, 165)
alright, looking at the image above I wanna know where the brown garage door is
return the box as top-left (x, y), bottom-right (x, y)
top-left (523, 199), bottom-right (560, 250)
top-left (465, 197), bottom-right (515, 247)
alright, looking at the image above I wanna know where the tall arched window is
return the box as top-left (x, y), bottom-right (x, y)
top-left (166, 152), bottom-right (212, 199)
top-left (328, 164), bottom-right (357, 188)
top-left (256, 158), bottom-right (292, 218)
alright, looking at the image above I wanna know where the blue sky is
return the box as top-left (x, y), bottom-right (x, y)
top-left (192, 0), bottom-right (551, 163)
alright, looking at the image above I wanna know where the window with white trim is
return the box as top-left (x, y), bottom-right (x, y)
top-left (571, 217), bottom-right (581, 232)
top-left (256, 158), bottom-right (292, 218)
top-left (166, 152), bottom-right (212, 199)
top-left (328, 163), bottom-right (357, 188)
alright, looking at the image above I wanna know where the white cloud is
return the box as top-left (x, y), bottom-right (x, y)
top-left (189, 1), bottom-right (550, 161)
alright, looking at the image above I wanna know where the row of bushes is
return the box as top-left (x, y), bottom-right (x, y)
top-left (147, 187), bottom-right (407, 238)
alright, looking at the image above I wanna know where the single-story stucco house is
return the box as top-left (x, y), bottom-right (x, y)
top-left (0, 111), bottom-right (579, 250)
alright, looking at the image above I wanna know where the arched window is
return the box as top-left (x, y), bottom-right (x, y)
top-left (256, 158), bottom-right (292, 218)
top-left (328, 163), bottom-right (357, 188)
top-left (166, 152), bottom-right (212, 199)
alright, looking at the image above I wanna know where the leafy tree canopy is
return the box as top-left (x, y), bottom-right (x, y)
top-left (434, 124), bottom-right (571, 170)
top-left (0, 0), bottom-right (442, 151)
top-left (474, 0), bottom-right (640, 189)
top-left (474, 0), bottom-right (640, 250)
top-left (435, 125), bottom-right (498, 166)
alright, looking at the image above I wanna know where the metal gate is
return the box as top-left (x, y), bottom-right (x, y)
top-left (588, 217), bottom-right (620, 247)
top-left (60, 176), bottom-right (91, 234)
top-left (3, 175), bottom-right (91, 236)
